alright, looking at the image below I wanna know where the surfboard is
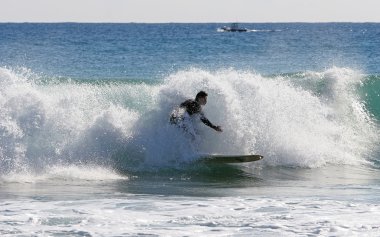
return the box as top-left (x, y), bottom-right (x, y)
top-left (199, 154), bottom-right (264, 164)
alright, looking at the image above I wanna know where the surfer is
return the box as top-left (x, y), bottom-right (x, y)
top-left (170, 91), bottom-right (223, 140)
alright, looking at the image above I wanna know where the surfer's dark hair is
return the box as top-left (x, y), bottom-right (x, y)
top-left (195, 91), bottom-right (208, 100)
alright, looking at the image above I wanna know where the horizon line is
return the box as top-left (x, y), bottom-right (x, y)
top-left (1, 21), bottom-right (380, 24)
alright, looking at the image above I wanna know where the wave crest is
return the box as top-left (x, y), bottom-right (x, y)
top-left (0, 66), bottom-right (378, 177)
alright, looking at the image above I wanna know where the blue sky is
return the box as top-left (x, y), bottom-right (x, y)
top-left (1, 0), bottom-right (379, 23)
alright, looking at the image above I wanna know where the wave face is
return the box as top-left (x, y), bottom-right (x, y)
top-left (0, 67), bottom-right (378, 176)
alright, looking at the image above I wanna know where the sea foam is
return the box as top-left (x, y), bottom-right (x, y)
top-left (146, 67), bottom-right (378, 168)
top-left (0, 66), bottom-right (378, 179)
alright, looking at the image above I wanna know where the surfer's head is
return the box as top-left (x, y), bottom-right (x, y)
top-left (195, 91), bottom-right (208, 105)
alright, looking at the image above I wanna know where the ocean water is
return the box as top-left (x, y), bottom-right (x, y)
top-left (0, 23), bottom-right (380, 236)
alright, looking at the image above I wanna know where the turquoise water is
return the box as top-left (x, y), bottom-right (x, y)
top-left (0, 23), bottom-right (380, 236)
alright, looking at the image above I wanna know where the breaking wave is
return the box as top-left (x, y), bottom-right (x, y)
top-left (0, 66), bottom-right (378, 181)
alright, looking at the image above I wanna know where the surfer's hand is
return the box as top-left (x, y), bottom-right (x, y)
top-left (214, 126), bottom-right (223, 132)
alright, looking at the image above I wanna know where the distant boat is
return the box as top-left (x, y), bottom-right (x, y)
top-left (218, 23), bottom-right (248, 32)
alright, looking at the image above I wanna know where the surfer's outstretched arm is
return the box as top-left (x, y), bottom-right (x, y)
top-left (200, 113), bottom-right (223, 132)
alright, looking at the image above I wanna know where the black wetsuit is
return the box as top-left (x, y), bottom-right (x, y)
top-left (170, 99), bottom-right (218, 130)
